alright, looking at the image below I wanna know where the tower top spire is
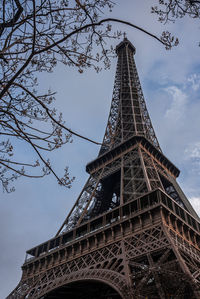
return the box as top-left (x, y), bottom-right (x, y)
top-left (116, 34), bottom-right (136, 55)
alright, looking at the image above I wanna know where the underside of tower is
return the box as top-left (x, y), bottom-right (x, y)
top-left (7, 38), bottom-right (200, 299)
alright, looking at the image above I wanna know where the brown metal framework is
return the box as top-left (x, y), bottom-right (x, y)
top-left (8, 38), bottom-right (200, 299)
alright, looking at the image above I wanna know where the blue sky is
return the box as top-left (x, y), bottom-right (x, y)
top-left (1, 1), bottom-right (200, 298)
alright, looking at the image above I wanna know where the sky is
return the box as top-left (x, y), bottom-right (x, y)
top-left (1, 1), bottom-right (200, 298)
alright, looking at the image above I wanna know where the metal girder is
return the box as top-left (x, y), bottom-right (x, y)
top-left (99, 39), bottom-right (160, 156)
top-left (8, 38), bottom-right (200, 299)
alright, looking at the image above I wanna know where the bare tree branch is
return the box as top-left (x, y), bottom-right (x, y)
top-left (0, 0), bottom-right (23, 36)
top-left (0, 0), bottom-right (182, 192)
top-left (13, 82), bottom-right (102, 145)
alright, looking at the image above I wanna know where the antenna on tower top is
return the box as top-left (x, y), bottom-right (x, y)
top-left (123, 32), bottom-right (127, 40)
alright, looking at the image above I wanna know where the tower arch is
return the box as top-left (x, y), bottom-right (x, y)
top-left (29, 269), bottom-right (131, 299)
top-left (42, 279), bottom-right (123, 299)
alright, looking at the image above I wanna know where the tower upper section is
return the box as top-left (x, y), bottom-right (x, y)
top-left (54, 37), bottom-right (199, 236)
top-left (116, 37), bottom-right (136, 55)
top-left (99, 37), bottom-right (160, 156)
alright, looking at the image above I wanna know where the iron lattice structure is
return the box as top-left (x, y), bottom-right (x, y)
top-left (8, 38), bottom-right (200, 299)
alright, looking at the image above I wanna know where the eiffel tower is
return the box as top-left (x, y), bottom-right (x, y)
top-left (8, 38), bottom-right (200, 299)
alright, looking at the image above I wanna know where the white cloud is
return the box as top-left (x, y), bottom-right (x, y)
top-left (164, 86), bottom-right (187, 120)
top-left (185, 142), bottom-right (200, 160)
top-left (187, 74), bottom-right (200, 91)
top-left (189, 197), bottom-right (200, 216)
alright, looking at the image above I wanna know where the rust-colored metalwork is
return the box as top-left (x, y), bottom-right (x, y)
top-left (8, 38), bottom-right (200, 299)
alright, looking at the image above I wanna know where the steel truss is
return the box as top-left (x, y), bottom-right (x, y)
top-left (8, 38), bottom-right (200, 299)
top-left (8, 204), bottom-right (200, 298)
